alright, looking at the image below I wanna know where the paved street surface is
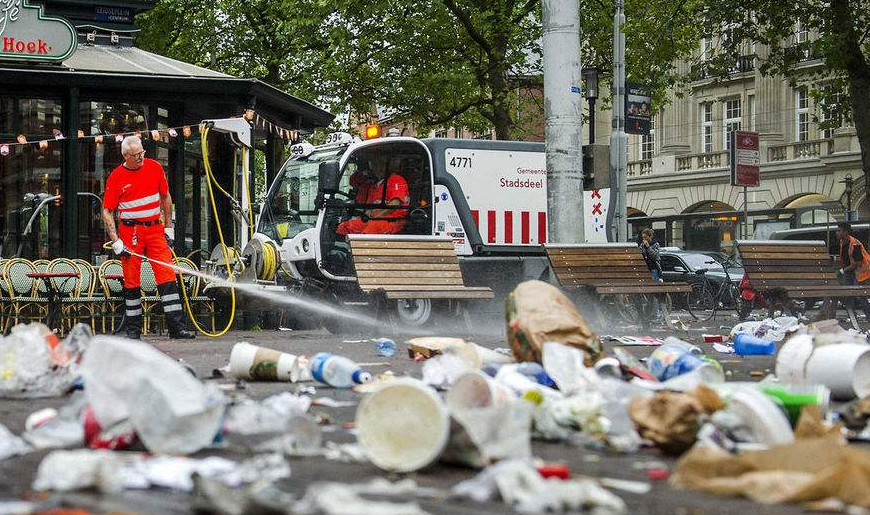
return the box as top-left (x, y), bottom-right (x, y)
top-left (0, 317), bottom-right (833, 515)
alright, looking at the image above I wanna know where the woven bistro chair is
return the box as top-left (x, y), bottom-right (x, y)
top-left (33, 259), bottom-right (50, 297)
top-left (0, 260), bottom-right (11, 332)
top-left (98, 259), bottom-right (124, 333)
top-left (70, 259), bottom-right (103, 332)
top-left (3, 258), bottom-right (45, 328)
top-left (47, 258), bottom-right (83, 335)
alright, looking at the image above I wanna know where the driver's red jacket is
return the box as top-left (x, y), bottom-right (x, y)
top-left (337, 172), bottom-right (409, 235)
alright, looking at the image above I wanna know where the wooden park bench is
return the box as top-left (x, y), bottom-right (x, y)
top-left (545, 243), bottom-right (692, 328)
top-left (736, 239), bottom-right (870, 328)
top-left (347, 235), bottom-right (493, 328)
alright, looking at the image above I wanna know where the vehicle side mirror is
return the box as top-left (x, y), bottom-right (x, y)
top-left (317, 161), bottom-right (341, 194)
top-left (674, 266), bottom-right (686, 273)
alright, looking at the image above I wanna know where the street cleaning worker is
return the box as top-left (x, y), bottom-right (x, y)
top-left (836, 222), bottom-right (870, 319)
top-left (639, 228), bottom-right (663, 282)
top-left (336, 154), bottom-right (409, 235)
top-left (100, 135), bottom-right (195, 340)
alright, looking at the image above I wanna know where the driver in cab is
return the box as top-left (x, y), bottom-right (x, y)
top-left (336, 154), bottom-right (410, 235)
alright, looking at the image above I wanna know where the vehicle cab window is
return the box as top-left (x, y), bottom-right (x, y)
top-left (660, 255), bottom-right (684, 272)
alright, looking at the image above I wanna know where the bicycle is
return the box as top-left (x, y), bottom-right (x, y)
top-left (685, 258), bottom-right (743, 322)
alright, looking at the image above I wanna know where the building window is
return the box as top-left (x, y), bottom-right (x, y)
top-left (723, 98), bottom-right (742, 150)
top-left (700, 37), bottom-right (712, 62)
top-left (434, 129), bottom-right (448, 138)
top-left (820, 88), bottom-right (841, 139)
top-left (795, 88), bottom-right (810, 142)
top-left (641, 117), bottom-right (656, 160)
top-left (701, 103), bottom-right (713, 153)
top-left (748, 94), bottom-right (756, 131)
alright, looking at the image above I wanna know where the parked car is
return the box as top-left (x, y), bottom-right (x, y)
top-left (770, 224), bottom-right (867, 257)
top-left (660, 249), bottom-right (745, 306)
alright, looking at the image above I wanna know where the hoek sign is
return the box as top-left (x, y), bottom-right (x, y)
top-left (730, 130), bottom-right (760, 187)
top-left (0, 0), bottom-right (76, 62)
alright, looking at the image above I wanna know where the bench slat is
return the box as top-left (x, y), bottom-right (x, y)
top-left (351, 248), bottom-right (457, 257)
top-left (362, 285), bottom-right (493, 291)
top-left (754, 279), bottom-right (841, 287)
top-left (354, 263), bottom-right (461, 272)
top-left (547, 248), bottom-right (638, 256)
top-left (556, 271), bottom-right (652, 279)
top-left (358, 276), bottom-right (465, 286)
top-left (742, 265), bottom-right (833, 273)
top-left (553, 266), bottom-right (649, 274)
top-left (751, 272), bottom-right (837, 280)
top-left (356, 270), bottom-right (463, 278)
top-left (354, 255), bottom-right (458, 264)
top-left (741, 259), bottom-right (831, 267)
top-left (782, 288), bottom-right (870, 298)
top-left (596, 284), bottom-right (693, 294)
top-left (350, 240), bottom-right (456, 250)
top-left (550, 256), bottom-right (644, 264)
top-left (739, 245), bottom-right (826, 253)
top-left (740, 252), bottom-right (830, 260)
top-left (385, 290), bottom-right (495, 299)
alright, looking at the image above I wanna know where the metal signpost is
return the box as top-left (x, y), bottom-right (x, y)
top-left (730, 130), bottom-right (760, 239)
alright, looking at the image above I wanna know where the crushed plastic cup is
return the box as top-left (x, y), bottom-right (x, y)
top-left (356, 378), bottom-right (450, 472)
top-left (733, 334), bottom-right (776, 356)
top-left (648, 339), bottom-right (724, 383)
top-left (776, 335), bottom-right (870, 400)
top-left (229, 342), bottom-right (311, 382)
top-left (373, 338), bottom-right (397, 357)
top-left (446, 370), bottom-right (514, 411)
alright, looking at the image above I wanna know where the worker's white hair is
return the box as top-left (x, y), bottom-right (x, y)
top-left (120, 135), bottom-right (142, 156)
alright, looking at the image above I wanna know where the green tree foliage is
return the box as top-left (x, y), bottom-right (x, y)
top-left (137, 0), bottom-right (703, 139)
top-left (699, 0), bottom-right (870, 189)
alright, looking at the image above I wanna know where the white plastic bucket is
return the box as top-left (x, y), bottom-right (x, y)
top-left (356, 378), bottom-right (450, 472)
top-left (445, 371), bottom-right (513, 411)
top-left (776, 336), bottom-right (870, 400)
top-left (229, 342), bottom-right (309, 382)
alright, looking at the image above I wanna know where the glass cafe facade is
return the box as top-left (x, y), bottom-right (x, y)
top-left (0, 0), bottom-right (332, 263)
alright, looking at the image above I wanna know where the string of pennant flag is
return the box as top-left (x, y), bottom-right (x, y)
top-left (0, 110), bottom-right (300, 157)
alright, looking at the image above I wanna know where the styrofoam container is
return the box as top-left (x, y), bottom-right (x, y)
top-left (776, 335), bottom-right (870, 400)
top-left (446, 370), bottom-right (514, 411)
top-left (355, 378), bottom-right (450, 472)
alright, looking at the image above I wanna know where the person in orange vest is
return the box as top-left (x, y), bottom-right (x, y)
top-left (100, 136), bottom-right (195, 340)
top-left (836, 222), bottom-right (870, 319)
top-left (336, 154), bottom-right (409, 235)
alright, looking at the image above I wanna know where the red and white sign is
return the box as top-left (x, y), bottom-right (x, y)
top-left (731, 130), bottom-right (760, 187)
top-left (444, 147), bottom-right (547, 247)
top-left (0, 1), bottom-right (76, 62)
top-left (583, 188), bottom-right (610, 243)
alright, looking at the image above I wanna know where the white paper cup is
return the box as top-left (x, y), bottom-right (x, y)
top-left (446, 371), bottom-right (513, 411)
top-left (805, 343), bottom-right (870, 400)
top-left (775, 335), bottom-right (815, 384)
top-left (777, 336), bottom-right (870, 400)
top-left (229, 342), bottom-right (309, 382)
top-left (356, 378), bottom-right (450, 472)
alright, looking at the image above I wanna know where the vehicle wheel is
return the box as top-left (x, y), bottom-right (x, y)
top-left (686, 283), bottom-right (716, 321)
top-left (393, 298), bottom-right (433, 328)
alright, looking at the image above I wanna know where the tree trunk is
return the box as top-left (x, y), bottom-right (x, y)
top-left (488, 55), bottom-right (512, 140)
top-left (832, 0), bottom-right (870, 210)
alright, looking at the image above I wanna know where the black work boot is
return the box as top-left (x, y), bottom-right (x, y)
top-left (121, 287), bottom-right (143, 340)
top-left (158, 281), bottom-right (195, 339)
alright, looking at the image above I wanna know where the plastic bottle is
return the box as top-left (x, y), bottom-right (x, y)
top-left (515, 362), bottom-right (557, 388)
top-left (373, 338), bottom-right (397, 357)
top-left (733, 334), bottom-right (776, 356)
top-left (310, 353), bottom-right (372, 388)
top-left (648, 338), bottom-right (722, 382)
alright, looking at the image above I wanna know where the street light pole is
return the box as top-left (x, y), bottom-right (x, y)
top-left (609, 0), bottom-right (628, 241)
top-left (542, 0), bottom-right (584, 244)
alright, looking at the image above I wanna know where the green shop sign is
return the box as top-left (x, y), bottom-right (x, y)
top-left (0, 0), bottom-right (76, 62)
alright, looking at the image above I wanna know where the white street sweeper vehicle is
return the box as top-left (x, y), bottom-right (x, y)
top-left (240, 130), bottom-right (556, 328)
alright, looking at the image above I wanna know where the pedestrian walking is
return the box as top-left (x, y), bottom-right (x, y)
top-left (100, 135), bottom-right (195, 340)
top-left (639, 228), bottom-right (663, 282)
top-left (836, 222), bottom-right (870, 319)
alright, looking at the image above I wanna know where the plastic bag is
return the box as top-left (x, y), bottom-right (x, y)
top-left (80, 336), bottom-right (226, 455)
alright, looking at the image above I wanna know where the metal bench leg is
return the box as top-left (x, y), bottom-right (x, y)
top-left (847, 306), bottom-right (860, 330)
